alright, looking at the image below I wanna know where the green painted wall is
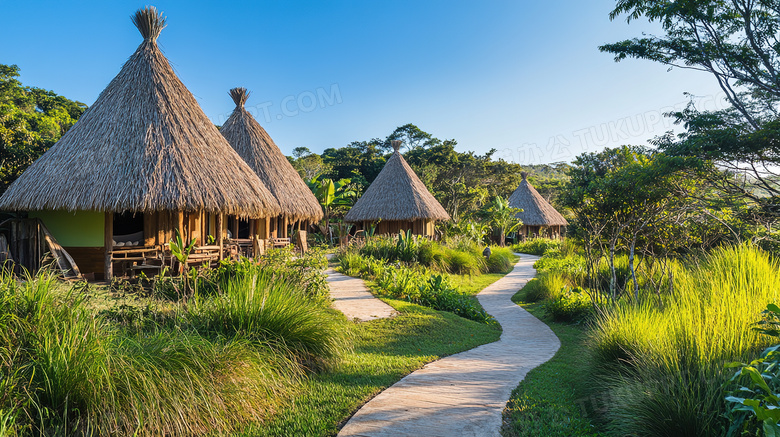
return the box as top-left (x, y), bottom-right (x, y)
top-left (29, 211), bottom-right (104, 247)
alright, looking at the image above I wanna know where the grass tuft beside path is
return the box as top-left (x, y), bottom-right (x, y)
top-left (242, 300), bottom-right (501, 437)
top-left (501, 286), bottom-right (605, 437)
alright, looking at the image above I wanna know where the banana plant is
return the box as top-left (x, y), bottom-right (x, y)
top-left (478, 196), bottom-right (523, 246)
top-left (170, 228), bottom-right (196, 275)
top-left (307, 176), bottom-right (356, 245)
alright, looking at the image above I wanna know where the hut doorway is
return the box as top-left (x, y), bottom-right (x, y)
top-left (226, 217), bottom-right (251, 239)
top-left (113, 212), bottom-right (144, 247)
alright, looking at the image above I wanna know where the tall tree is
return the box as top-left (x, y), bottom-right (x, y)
top-left (0, 64), bottom-right (86, 192)
top-left (386, 123), bottom-right (442, 151)
top-left (562, 146), bottom-right (714, 300)
top-left (601, 1), bottom-right (780, 217)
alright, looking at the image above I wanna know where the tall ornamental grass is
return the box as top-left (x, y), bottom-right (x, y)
top-left (0, 265), bottom-right (345, 435)
top-left (190, 270), bottom-right (350, 370)
top-left (589, 244), bottom-right (780, 436)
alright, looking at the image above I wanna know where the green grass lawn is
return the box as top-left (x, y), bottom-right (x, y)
top-left (501, 287), bottom-right (605, 437)
top-left (447, 266), bottom-right (516, 296)
top-left (66, 256), bottom-right (512, 436)
top-left (240, 300), bottom-right (501, 436)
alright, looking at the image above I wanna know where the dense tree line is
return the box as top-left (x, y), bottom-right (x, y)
top-left (289, 124), bottom-right (568, 221)
top-left (0, 64), bottom-right (86, 192)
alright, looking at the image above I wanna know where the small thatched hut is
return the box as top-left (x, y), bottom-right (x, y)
top-left (344, 141), bottom-right (449, 237)
top-left (508, 172), bottom-right (567, 239)
top-left (0, 7), bottom-right (280, 279)
top-left (219, 88), bottom-right (323, 248)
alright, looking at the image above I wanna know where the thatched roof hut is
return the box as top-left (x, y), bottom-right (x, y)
top-left (0, 7), bottom-right (280, 218)
top-left (0, 7), bottom-right (281, 279)
top-left (220, 87), bottom-right (323, 223)
top-left (508, 171), bottom-right (567, 238)
top-left (345, 141), bottom-right (449, 236)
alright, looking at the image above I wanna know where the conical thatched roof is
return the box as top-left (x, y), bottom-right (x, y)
top-left (508, 172), bottom-right (568, 226)
top-left (220, 88), bottom-right (323, 222)
top-left (345, 141), bottom-right (450, 222)
top-left (0, 7), bottom-right (280, 218)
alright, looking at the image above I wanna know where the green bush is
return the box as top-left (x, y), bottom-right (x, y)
top-left (519, 271), bottom-right (570, 303)
top-left (139, 246), bottom-right (330, 303)
top-left (513, 238), bottom-right (563, 256)
top-left (413, 274), bottom-right (494, 324)
top-left (358, 232), bottom-right (420, 263)
top-left (343, 253), bottom-right (494, 324)
top-left (418, 239), bottom-right (451, 272)
top-left (533, 253), bottom-right (586, 286)
top-left (520, 278), bottom-right (545, 303)
top-left (725, 304), bottom-right (780, 436)
top-left (543, 288), bottom-right (592, 322)
top-left (486, 246), bottom-right (514, 273)
top-left (602, 337), bottom-right (729, 437)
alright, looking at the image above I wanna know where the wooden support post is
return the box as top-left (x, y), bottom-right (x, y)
top-left (177, 212), bottom-right (185, 239)
top-left (104, 212), bottom-right (113, 281)
top-left (216, 213), bottom-right (224, 261)
top-left (157, 211), bottom-right (166, 245)
top-left (144, 213), bottom-right (155, 247)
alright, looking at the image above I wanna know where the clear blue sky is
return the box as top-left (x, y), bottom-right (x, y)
top-left (3, 0), bottom-right (727, 164)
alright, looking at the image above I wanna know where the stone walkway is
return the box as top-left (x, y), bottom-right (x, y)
top-left (338, 253), bottom-right (560, 437)
top-left (325, 267), bottom-right (398, 322)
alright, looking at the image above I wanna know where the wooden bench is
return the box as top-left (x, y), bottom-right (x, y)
top-left (270, 237), bottom-right (291, 248)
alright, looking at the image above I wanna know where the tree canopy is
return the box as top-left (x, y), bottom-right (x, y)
top-left (0, 64), bottom-right (86, 192)
top-left (288, 124), bottom-right (549, 222)
top-left (601, 0), bottom-right (780, 217)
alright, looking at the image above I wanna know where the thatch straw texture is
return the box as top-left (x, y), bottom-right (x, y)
top-left (508, 172), bottom-right (568, 226)
top-left (345, 142), bottom-right (450, 222)
top-left (0, 7), bottom-right (280, 218)
top-left (220, 88), bottom-right (323, 221)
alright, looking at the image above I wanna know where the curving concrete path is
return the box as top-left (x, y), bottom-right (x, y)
top-left (325, 267), bottom-right (398, 322)
top-left (338, 253), bottom-right (560, 437)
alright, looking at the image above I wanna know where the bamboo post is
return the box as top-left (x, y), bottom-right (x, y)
top-left (216, 213), bottom-right (223, 261)
top-left (104, 212), bottom-right (113, 281)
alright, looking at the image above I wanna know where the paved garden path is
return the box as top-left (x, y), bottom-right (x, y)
top-left (338, 253), bottom-right (560, 437)
top-left (325, 259), bottom-right (398, 322)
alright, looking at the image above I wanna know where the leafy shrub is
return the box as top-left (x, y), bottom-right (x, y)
top-left (358, 232), bottom-right (420, 263)
top-left (339, 251), bottom-right (385, 278)
top-left (342, 253), bottom-right (494, 324)
top-left (486, 246), bottom-right (514, 273)
top-left (725, 304), bottom-right (780, 436)
top-left (418, 239), bottom-right (451, 272)
top-left (413, 274), bottom-right (494, 324)
top-left (378, 270), bottom-right (494, 324)
top-left (543, 288), bottom-right (592, 322)
top-left (519, 271), bottom-right (570, 303)
top-left (512, 238), bottom-right (563, 256)
top-left (132, 246), bottom-right (330, 303)
top-left (520, 278), bottom-right (545, 302)
top-left (533, 253), bottom-right (586, 286)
